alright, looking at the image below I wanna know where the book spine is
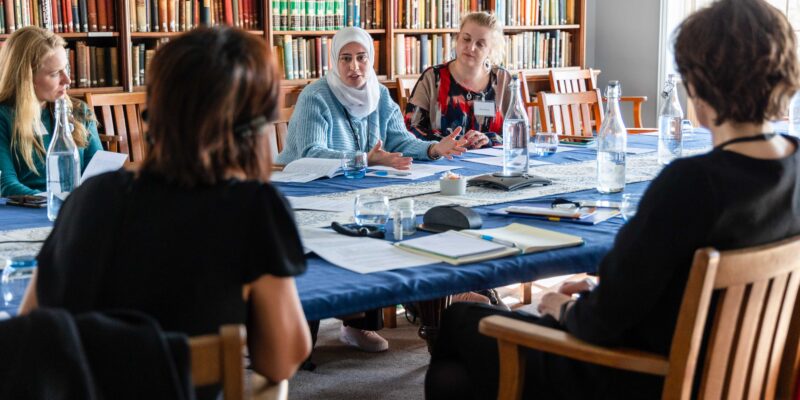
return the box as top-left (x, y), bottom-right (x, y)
top-left (0, 1), bottom-right (5, 34)
top-left (320, 35), bottom-right (328, 75)
top-left (282, 35), bottom-right (294, 79)
top-left (71, 0), bottom-right (78, 31)
top-left (221, 0), bottom-right (230, 24)
top-left (3, 0), bottom-right (13, 33)
top-left (395, 33), bottom-right (404, 75)
top-left (109, 46), bottom-right (119, 85)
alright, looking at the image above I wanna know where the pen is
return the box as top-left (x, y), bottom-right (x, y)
top-left (374, 170), bottom-right (412, 176)
top-left (479, 235), bottom-right (517, 248)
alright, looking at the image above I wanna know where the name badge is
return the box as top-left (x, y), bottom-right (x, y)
top-left (473, 100), bottom-right (496, 117)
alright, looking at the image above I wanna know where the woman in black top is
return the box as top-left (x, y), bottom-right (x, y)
top-left (20, 27), bottom-right (312, 383)
top-left (425, 0), bottom-right (800, 398)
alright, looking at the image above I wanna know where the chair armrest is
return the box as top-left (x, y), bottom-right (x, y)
top-left (619, 96), bottom-right (647, 104)
top-left (479, 315), bottom-right (669, 376)
top-left (627, 127), bottom-right (658, 134)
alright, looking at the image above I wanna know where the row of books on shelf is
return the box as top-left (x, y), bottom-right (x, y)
top-left (67, 41), bottom-right (119, 87)
top-left (496, 0), bottom-right (575, 27)
top-left (394, 33), bottom-right (452, 75)
top-left (503, 30), bottom-right (573, 70)
top-left (129, 0), bottom-right (260, 33)
top-left (131, 39), bottom-right (168, 85)
top-left (274, 35), bottom-right (379, 80)
top-left (391, 0), bottom-right (575, 30)
top-left (0, 0), bottom-right (115, 34)
top-left (270, 0), bottom-right (382, 31)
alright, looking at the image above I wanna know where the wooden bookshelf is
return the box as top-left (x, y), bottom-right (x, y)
top-left (0, 0), bottom-right (586, 98)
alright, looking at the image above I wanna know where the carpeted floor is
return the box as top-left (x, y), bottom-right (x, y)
top-left (289, 315), bottom-right (429, 400)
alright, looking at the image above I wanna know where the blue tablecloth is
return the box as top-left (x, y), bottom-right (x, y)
top-left (0, 132), bottom-right (713, 319)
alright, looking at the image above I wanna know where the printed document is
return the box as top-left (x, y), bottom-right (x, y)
top-left (80, 150), bottom-right (128, 184)
top-left (299, 227), bottom-right (435, 273)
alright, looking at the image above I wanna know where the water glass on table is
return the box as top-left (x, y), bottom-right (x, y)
top-left (354, 194), bottom-right (390, 226)
top-left (342, 151), bottom-right (367, 179)
top-left (620, 193), bottom-right (642, 222)
top-left (2, 255), bottom-right (37, 308)
top-left (531, 132), bottom-right (559, 157)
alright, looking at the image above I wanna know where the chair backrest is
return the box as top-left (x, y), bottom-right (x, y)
top-left (190, 324), bottom-right (246, 399)
top-left (265, 106), bottom-right (294, 163)
top-left (548, 68), bottom-right (598, 94)
top-left (537, 90), bottom-right (604, 137)
top-left (85, 92), bottom-right (147, 164)
top-left (518, 71), bottom-right (538, 134)
top-left (664, 235), bottom-right (800, 399)
top-left (396, 77), bottom-right (419, 112)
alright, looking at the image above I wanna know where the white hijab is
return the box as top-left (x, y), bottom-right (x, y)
top-left (327, 27), bottom-right (380, 119)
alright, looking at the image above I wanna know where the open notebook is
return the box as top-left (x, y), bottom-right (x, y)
top-left (395, 223), bottom-right (584, 265)
top-left (271, 158), bottom-right (342, 183)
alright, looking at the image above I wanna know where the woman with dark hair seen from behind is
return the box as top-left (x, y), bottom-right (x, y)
top-left (425, 0), bottom-right (800, 398)
top-left (19, 27), bottom-right (312, 389)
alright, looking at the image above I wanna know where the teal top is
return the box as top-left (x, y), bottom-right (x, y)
top-left (0, 103), bottom-right (102, 196)
top-left (276, 76), bottom-right (434, 165)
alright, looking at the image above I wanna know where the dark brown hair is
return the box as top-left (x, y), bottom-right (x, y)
top-left (141, 27), bottom-right (279, 186)
top-left (674, 0), bottom-right (800, 126)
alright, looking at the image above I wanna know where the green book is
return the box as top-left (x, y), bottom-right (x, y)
top-left (326, 0), bottom-right (335, 30)
top-left (290, 0), bottom-right (302, 30)
top-left (316, 0), bottom-right (324, 29)
top-left (279, 0), bottom-right (288, 30)
top-left (272, 0), bottom-right (281, 30)
top-left (283, 35), bottom-right (294, 79)
top-left (305, 0), bottom-right (314, 30)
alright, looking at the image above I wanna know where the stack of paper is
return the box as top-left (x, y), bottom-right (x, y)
top-left (299, 227), bottom-right (435, 273)
top-left (365, 164), bottom-right (460, 180)
top-left (271, 158), bottom-right (342, 183)
top-left (287, 196), bottom-right (352, 212)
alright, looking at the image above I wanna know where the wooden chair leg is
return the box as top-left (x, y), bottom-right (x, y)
top-left (520, 282), bottom-right (533, 305)
top-left (497, 340), bottom-right (527, 400)
top-left (383, 306), bottom-right (397, 329)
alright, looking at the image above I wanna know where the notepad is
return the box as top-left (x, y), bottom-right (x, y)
top-left (395, 224), bottom-right (584, 265)
top-left (395, 230), bottom-right (520, 265)
top-left (462, 223), bottom-right (584, 254)
top-left (270, 158), bottom-right (343, 183)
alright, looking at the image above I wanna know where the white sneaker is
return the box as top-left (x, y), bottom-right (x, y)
top-left (339, 325), bottom-right (389, 353)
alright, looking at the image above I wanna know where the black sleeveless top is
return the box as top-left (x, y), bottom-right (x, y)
top-left (36, 170), bottom-right (307, 336)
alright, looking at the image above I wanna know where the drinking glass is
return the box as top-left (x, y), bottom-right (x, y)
top-left (2, 255), bottom-right (37, 307)
top-left (353, 195), bottom-right (390, 226)
top-left (342, 151), bottom-right (367, 179)
top-left (620, 193), bottom-right (642, 222)
top-left (531, 132), bottom-right (559, 157)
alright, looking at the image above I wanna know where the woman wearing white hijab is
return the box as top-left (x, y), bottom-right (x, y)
top-left (276, 27), bottom-right (467, 168)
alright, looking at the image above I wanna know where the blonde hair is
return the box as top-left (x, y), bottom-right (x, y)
top-left (0, 26), bottom-right (93, 173)
top-left (458, 12), bottom-right (505, 67)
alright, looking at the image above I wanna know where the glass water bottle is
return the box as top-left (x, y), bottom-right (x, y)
top-left (596, 81), bottom-right (626, 194)
top-left (501, 76), bottom-right (530, 177)
top-left (657, 74), bottom-right (684, 165)
top-left (46, 98), bottom-right (80, 221)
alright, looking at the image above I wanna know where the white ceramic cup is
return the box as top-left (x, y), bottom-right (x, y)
top-left (440, 176), bottom-right (467, 196)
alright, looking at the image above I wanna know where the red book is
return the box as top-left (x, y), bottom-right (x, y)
top-left (86, 0), bottom-right (96, 30)
top-left (64, 0), bottom-right (73, 33)
top-left (4, 0), bottom-right (14, 33)
top-left (193, 0), bottom-right (198, 26)
top-left (95, 0), bottom-right (106, 30)
top-left (405, 36), bottom-right (411, 75)
top-left (105, 0), bottom-right (113, 30)
top-left (222, 0), bottom-right (231, 25)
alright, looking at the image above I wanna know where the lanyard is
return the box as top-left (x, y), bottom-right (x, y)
top-left (714, 133), bottom-right (778, 150)
top-left (340, 106), bottom-right (371, 152)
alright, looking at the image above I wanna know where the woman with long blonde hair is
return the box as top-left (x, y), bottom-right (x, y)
top-left (405, 11), bottom-right (511, 149)
top-left (0, 26), bottom-right (101, 196)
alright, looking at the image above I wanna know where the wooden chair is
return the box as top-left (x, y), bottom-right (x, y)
top-left (537, 90), bottom-right (604, 137)
top-left (190, 324), bottom-right (288, 400)
top-left (396, 77), bottom-right (419, 112)
top-left (265, 106), bottom-right (294, 165)
top-left (480, 235), bottom-right (800, 400)
top-left (85, 92), bottom-right (148, 164)
top-left (518, 72), bottom-right (539, 134)
top-left (549, 69), bottom-right (649, 129)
